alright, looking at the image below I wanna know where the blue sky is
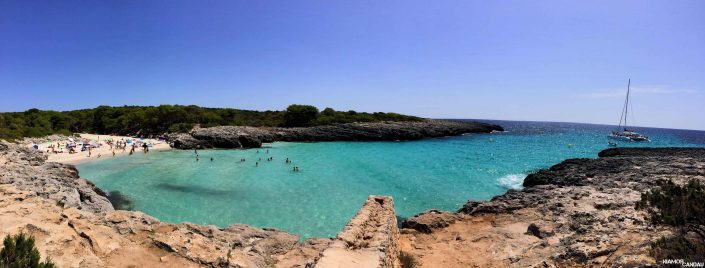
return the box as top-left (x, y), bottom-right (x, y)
top-left (1, 1), bottom-right (704, 130)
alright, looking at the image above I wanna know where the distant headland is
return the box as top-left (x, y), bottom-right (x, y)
top-left (0, 105), bottom-right (502, 146)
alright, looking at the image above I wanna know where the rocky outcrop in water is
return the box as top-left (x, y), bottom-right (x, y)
top-left (168, 120), bottom-right (503, 149)
top-left (399, 147), bottom-right (705, 267)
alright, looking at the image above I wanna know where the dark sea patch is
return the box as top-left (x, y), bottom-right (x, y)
top-left (107, 191), bottom-right (135, 211)
top-left (154, 182), bottom-right (235, 196)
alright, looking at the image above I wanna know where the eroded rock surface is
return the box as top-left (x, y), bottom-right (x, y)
top-left (169, 120), bottom-right (503, 149)
top-left (399, 147), bottom-right (705, 267)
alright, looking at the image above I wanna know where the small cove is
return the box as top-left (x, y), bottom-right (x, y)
top-left (77, 120), bottom-right (705, 239)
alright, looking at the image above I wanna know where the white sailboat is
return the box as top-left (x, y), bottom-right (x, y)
top-left (609, 79), bottom-right (650, 142)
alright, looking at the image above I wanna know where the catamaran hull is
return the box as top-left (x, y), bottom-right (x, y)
top-left (608, 135), bottom-right (650, 142)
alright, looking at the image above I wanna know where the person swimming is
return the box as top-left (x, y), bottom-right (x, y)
top-left (256, 162), bottom-right (259, 167)
top-left (210, 157), bottom-right (214, 161)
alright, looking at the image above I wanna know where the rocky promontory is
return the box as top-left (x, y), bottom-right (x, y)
top-left (399, 147), bottom-right (705, 267)
top-left (168, 120), bottom-right (503, 149)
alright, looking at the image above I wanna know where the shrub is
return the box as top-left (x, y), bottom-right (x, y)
top-left (0, 232), bottom-right (55, 268)
top-left (635, 179), bottom-right (705, 226)
top-left (651, 235), bottom-right (705, 262)
top-left (399, 251), bottom-right (419, 268)
top-left (636, 179), bottom-right (705, 262)
top-left (283, 105), bottom-right (319, 127)
top-left (167, 123), bottom-right (194, 133)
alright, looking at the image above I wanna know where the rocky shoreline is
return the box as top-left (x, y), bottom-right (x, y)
top-left (2, 139), bottom-right (704, 267)
top-left (399, 147), bottom-right (705, 267)
top-left (0, 142), bottom-right (398, 267)
top-left (168, 119), bottom-right (503, 149)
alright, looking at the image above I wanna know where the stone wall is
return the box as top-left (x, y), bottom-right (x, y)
top-left (316, 196), bottom-right (400, 268)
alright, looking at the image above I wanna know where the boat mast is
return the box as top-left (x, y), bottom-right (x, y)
top-left (617, 79), bottom-right (629, 131)
top-left (624, 79), bottom-right (630, 130)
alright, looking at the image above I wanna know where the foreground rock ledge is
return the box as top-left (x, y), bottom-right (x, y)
top-left (168, 119), bottom-right (503, 149)
top-left (399, 147), bottom-right (705, 267)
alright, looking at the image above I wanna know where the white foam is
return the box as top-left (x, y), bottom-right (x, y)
top-left (497, 174), bottom-right (526, 190)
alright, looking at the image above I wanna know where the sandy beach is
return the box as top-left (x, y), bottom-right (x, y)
top-left (28, 133), bottom-right (172, 165)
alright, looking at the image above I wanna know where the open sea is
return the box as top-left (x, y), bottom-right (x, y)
top-left (76, 120), bottom-right (705, 239)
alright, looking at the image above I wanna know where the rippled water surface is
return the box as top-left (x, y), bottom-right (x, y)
top-left (77, 120), bottom-right (705, 238)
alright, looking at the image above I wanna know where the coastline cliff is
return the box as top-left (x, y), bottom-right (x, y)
top-left (168, 119), bottom-right (503, 149)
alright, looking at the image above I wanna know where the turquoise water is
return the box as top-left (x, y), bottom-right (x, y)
top-left (77, 121), bottom-right (705, 239)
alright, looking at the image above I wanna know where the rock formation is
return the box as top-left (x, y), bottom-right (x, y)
top-left (316, 196), bottom-right (399, 268)
top-left (168, 120), bottom-right (503, 149)
top-left (399, 147), bottom-right (705, 267)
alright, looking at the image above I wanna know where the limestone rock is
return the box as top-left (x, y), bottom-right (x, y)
top-left (401, 210), bottom-right (458, 233)
top-left (169, 120), bottom-right (504, 149)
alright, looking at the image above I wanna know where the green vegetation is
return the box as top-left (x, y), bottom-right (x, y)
top-left (0, 105), bottom-right (422, 140)
top-left (635, 179), bottom-right (705, 261)
top-left (283, 105), bottom-right (319, 127)
top-left (0, 233), bottom-right (55, 268)
top-left (400, 251), bottom-right (419, 268)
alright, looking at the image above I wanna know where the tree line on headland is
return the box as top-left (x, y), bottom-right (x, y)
top-left (0, 105), bottom-right (422, 141)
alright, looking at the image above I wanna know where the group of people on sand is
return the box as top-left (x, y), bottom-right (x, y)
top-left (194, 148), bottom-right (302, 172)
top-left (32, 135), bottom-right (162, 162)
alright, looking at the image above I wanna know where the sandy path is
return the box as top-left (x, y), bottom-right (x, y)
top-left (30, 133), bottom-right (172, 165)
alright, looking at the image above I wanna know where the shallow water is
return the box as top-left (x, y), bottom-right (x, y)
top-left (77, 120), bottom-right (705, 238)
